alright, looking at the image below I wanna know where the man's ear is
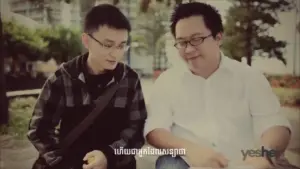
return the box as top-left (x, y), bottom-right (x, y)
top-left (215, 32), bottom-right (223, 46)
top-left (81, 33), bottom-right (89, 49)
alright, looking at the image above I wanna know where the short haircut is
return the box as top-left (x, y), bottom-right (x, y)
top-left (84, 4), bottom-right (131, 34)
top-left (170, 2), bottom-right (223, 38)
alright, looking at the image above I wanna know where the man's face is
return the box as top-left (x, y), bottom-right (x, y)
top-left (174, 16), bottom-right (222, 71)
top-left (82, 25), bottom-right (128, 70)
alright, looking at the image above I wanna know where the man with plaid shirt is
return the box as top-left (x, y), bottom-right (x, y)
top-left (27, 4), bottom-right (147, 169)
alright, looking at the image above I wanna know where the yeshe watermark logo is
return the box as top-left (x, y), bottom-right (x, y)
top-left (241, 146), bottom-right (277, 160)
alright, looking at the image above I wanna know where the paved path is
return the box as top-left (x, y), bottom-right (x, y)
top-left (0, 137), bottom-right (37, 169)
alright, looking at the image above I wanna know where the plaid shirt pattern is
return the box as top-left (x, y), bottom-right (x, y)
top-left (27, 54), bottom-right (147, 167)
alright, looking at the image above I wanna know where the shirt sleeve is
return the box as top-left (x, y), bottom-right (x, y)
top-left (98, 78), bottom-right (147, 168)
top-left (27, 73), bottom-right (64, 166)
top-left (247, 71), bottom-right (292, 140)
top-left (144, 72), bottom-right (173, 138)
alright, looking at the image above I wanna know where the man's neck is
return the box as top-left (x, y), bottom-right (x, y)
top-left (86, 55), bottom-right (105, 75)
top-left (192, 54), bottom-right (221, 79)
top-left (192, 65), bottom-right (218, 79)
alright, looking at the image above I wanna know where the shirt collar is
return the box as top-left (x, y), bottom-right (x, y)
top-left (219, 51), bottom-right (231, 70)
top-left (76, 53), bottom-right (126, 85)
top-left (182, 51), bottom-right (231, 74)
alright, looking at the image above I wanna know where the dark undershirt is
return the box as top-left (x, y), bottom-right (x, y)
top-left (83, 65), bottom-right (114, 100)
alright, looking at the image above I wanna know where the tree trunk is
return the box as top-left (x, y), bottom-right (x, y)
top-left (80, 0), bottom-right (96, 20)
top-left (113, 0), bottom-right (119, 5)
top-left (126, 0), bottom-right (131, 66)
top-left (80, 0), bottom-right (96, 54)
top-left (0, 14), bottom-right (9, 125)
top-left (246, 0), bottom-right (253, 66)
top-left (140, 0), bottom-right (151, 12)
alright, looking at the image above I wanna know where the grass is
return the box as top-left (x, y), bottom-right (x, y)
top-left (0, 97), bottom-right (36, 139)
top-left (272, 88), bottom-right (300, 107)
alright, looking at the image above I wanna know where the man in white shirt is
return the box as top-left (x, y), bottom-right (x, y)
top-left (144, 2), bottom-right (292, 169)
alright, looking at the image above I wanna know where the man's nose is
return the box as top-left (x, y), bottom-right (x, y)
top-left (184, 43), bottom-right (196, 53)
top-left (108, 49), bottom-right (119, 58)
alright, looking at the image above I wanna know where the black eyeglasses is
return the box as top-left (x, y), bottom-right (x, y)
top-left (87, 33), bottom-right (130, 52)
top-left (174, 34), bottom-right (212, 49)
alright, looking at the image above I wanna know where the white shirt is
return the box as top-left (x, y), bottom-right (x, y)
top-left (144, 54), bottom-right (292, 163)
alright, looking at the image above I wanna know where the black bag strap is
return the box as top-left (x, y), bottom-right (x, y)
top-left (59, 82), bottom-right (120, 154)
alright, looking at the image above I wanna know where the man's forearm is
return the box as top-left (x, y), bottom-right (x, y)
top-left (260, 126), bottom-right (291, 156)
top-left (28, 107), bottom-right (60, 155)
top-left (28, 128), bottom-right (59, 153)
top-left (28, 125), bottom-right (62, 166)
top-left (27, 75), bottom-right (63, 156)
top-left (99, 119), bottom-right (146, 168)
top-left (146, 128), bottom-right (205, 152)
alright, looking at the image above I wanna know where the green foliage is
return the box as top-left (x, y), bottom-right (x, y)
top-left (3, 20), bottom-right (48, 61)
top-left (130, 2), bottom-right (170, 70)
top-left (3, 21), bottom-right (82, 64)
top-left (36, 26), bottom-right (82, 63)
top-left (1, 97), bottom-right (37, 139)
top-left (131, 2), bottom-right (170, 57)
top-left (272, 87), bottom-right (300, 107)
top-left (222, 0), bottom-right (295, 65)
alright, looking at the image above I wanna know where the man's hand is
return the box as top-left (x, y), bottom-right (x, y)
top-left (82, 150), bottom-right (107, 169)
top-left (186, 145), bottom-right (229, 168)
top-left (242, 156), bottom-right (273, 169)
top-left (43, 150), bottom-right (63, 167)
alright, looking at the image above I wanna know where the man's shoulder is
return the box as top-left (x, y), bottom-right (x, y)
top-left (225, 57), bottom-right (267, 82)
top-left (122, 63), bottom-right (140, 81)
top-left (164, 66), bottom-right (187, 78)
top-left (153, 67), bottom-right (185, 89)
top-left (45, 64), bottom-right (68, 86)
top-left (226, 57), bottom-right (262, 76)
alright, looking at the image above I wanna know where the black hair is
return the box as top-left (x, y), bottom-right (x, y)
top-left (170, 2), bottom-right (223, 38)
top-left (84, 4), bottom-right (131, 34)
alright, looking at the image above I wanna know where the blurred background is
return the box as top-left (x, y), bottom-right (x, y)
top-left (0, 0), bottom-right (299, 169)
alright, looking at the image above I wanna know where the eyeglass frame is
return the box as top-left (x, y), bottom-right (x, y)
top-left (86, 33), bottom-right (130, 52)
top-left (174, 34), bottom-right (212, 49)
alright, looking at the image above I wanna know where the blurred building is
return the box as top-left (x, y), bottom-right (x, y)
top-left (69, 1), bottom-right (81, 27)
top-left (9, 0), bottom-right (47, 24)
top-left (7, 0), bottom-right (81, 27)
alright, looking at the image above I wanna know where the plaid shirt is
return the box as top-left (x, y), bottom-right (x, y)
top-left (27, 54), bottom-right (147, 168)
